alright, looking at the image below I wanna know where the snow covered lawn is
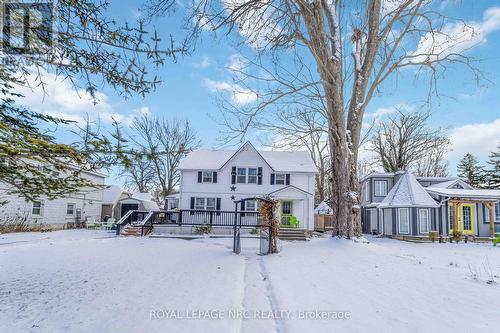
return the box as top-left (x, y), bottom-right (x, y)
top-left (1, 230), bottom-right (500, 332)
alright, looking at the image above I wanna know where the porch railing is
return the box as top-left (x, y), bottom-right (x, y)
top-left (157, 209), bottom-right (263, 227)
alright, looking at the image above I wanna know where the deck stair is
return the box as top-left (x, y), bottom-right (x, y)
top-left (120, 225), bottom-right (143, 236)
top-left (278, 228), bottom-right (308, 241)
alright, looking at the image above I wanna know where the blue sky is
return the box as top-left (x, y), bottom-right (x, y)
top-left (16, 0), bottom-right (500, 183)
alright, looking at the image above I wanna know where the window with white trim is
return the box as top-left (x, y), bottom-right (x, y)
top-left (374, 180), bottom-right (387, 197)
top-left (206, 198), bottom-right (216, 211)
top-left (237, 168), bottom-right (247, 184)
top-left (398, 208), bottom-right (410, 234)
top-left (66, 203), bottom-right (75, 215)
top-left (202, 171), bottom-right (213, 183)
top-left (418, 209), bottom-right (430, 234)
top-left (195, 197), bottom-right (205, 210)
top-left (246, 200), bottom-right (256, 211)
top-left (275, 173), bottom-right (285, 185)
top-left (247, 168), bottom-right (257, 184)
top-left (32, 201), bottom-right (42, 215)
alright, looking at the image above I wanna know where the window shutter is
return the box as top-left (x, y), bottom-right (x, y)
top-left (257, 167), bottom-right (262, 185)
top-left (231, 166), bottom-right (236, 184)
top-left (270, 173), bottom-right (275, 185)
top-left (285, 174), bottom-right (290, 185)
top-left (197, 171), bottom-right (202, 183)
top-left (240, 201), bottom-right (245, 217)
top-left (190, 197), bottom-right (195, 215)
top-left (213, 172), bottom-right (218, 183)
top-left (216, 198), bottom-right (221, 216)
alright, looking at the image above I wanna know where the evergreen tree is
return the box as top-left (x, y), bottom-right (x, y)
top-left (456, 153), bottom-right (485, 188)
top-left (486, 143), bottom-right (500, 189)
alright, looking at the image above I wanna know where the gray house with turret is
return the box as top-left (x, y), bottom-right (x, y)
top-left (360, 171), bottom-right (500, 238)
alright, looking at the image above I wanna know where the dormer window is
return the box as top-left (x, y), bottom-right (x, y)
top-left (374, 180), bottom-right (387, 197)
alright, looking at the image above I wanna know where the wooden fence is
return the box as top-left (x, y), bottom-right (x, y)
top-left (314, 214), bottom-right (335, 232)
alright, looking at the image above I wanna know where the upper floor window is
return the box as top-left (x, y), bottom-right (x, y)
top-left (66, 203), bottom-right (75, 215)
top-left (237, 168), bottom-right (247, 183)
top-left (198, 171), bottom-right (217, 183)
top-left (248, 168), bottom-right (258, 184)
top-left (275, 174), bottom-right (286, 185)
top-left (374, 180), bottom-right (387, 197)
top-left (364, 182), bottom-right (370, 201)
top-left (32, 201), bottom-right (42, 215)
top-left (202, 171), bottom-right (213, 183)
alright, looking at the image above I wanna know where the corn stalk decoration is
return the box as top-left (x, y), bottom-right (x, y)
top-left (258, 197), bottom-right (280, 254)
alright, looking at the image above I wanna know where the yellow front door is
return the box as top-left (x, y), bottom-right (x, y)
top-left (459, 204), bottom-right (475, 235)
top-left (449, 203), bottom-right (475, 235)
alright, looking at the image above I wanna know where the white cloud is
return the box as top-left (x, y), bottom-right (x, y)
top-left (447, 118), bottom-right (500, 166)
top-left (14, 69), bottom-right (148, 126)
top-left (408, 6), bottom-right (500, 64)
top-left (193, 56), bottom-right (213, 69)
top-left (227, 54), bottom-right (246, 73)
top-left (203, 78), bottom-right (257, 105)
top-left (365, 103), bottom-right (413, 118)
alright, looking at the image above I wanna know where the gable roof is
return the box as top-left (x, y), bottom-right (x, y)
top-left (378, 172), bottom-right (439, 208)
top-left (427, 179), bottom-right (474, 190)
top-left (268, 185), bottom-right (313, 197)
top-left (179, 142), bottom-right (318, 173)
top-left (102, 185), bottom-right (124, 205)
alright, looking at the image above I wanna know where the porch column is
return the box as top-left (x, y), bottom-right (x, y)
top-left (486, 202), bottom-right (495, 237)
top-left (452, 201), bottom-right (459, 233)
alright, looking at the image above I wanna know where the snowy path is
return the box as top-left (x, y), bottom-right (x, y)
top-left (1, 230), bottom-right (500, 333)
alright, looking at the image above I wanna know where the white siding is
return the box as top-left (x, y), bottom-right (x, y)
top-left (0, 170), bottom-right (105, 226)
top-left (179, 145), bottom-right (316, 229)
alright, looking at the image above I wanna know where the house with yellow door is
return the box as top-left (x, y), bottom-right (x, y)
top-left (360, 171), bottom-right (500, 238)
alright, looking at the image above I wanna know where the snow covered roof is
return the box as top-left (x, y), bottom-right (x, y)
top-left (425, 188), bottom-right (500, 200)
top-left (314, 201), bottom-right (333, 214)
top-left (102, 185), bottom-right (125, 205)
top-left (378, 172), bottom-right (439, 208)
top-left (359, 171), bottom-right (395, 182)
top-left (179, 142), bottom-right (318, 173)
top-left (427, 179), bottom-right (474, 190)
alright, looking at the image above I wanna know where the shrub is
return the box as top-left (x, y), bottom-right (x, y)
top-left (195, 224), bottom-right (212, 235)
top-left (452, 230), bottom-right (463, 243)
top-left (0, 214), bottom-right (45, 233)
top-left (250, 227), bottom-right (259, 235)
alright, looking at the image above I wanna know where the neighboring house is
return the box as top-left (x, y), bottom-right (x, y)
top-left (0, 168), bottom-right (106, 228)
top-left (101, 185), bottom-right (159, 221)
top-left (164, 194), bottom-right (180, 210)
top-left (360, 171), bottom-right (500, 237)
top-left (314, 200), bottom-right (333, 214)
top-left (178, 142), bottom-right (318, 230)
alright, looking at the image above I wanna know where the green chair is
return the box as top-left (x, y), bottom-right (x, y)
top-left (102, 218), bottom-right (116, 230)
top-left (289, 215), bottom-right (299, 228)
top-left (493, 233), bottom-right (500, 246)
top-left (86, 218), bottom-right (97, 229)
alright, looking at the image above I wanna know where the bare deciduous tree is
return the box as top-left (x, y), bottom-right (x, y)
top-left (129, 115), bottom-right (200, 202)
top-left (147, 0), bottom-right (480, 237)
top-left (368, 110), bottom-right (450, 175)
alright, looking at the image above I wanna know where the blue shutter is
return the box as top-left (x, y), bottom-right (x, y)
top-left (231, 167), bottom-right (236, 184)
top-left (257, 167), bottom-right (262, 185)
top-left (197, 171), bottom-right (202, 183)
top-left (213, 172), bottom-right (218, 183)
top-left (285, 174), bottom-right (290, 185)
top-left (270, 173), bottom-right (275, 185)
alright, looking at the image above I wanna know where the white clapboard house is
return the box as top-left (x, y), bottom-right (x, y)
top-left (177, 142), bottom-right (318, 230)
top-left (0, 167), bottom-right (106, 229)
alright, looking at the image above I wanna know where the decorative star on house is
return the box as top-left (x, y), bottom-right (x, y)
top-left (230, 186), bottom-right (236, 191)
top-left (230, 195), bottom-right (235, 200)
